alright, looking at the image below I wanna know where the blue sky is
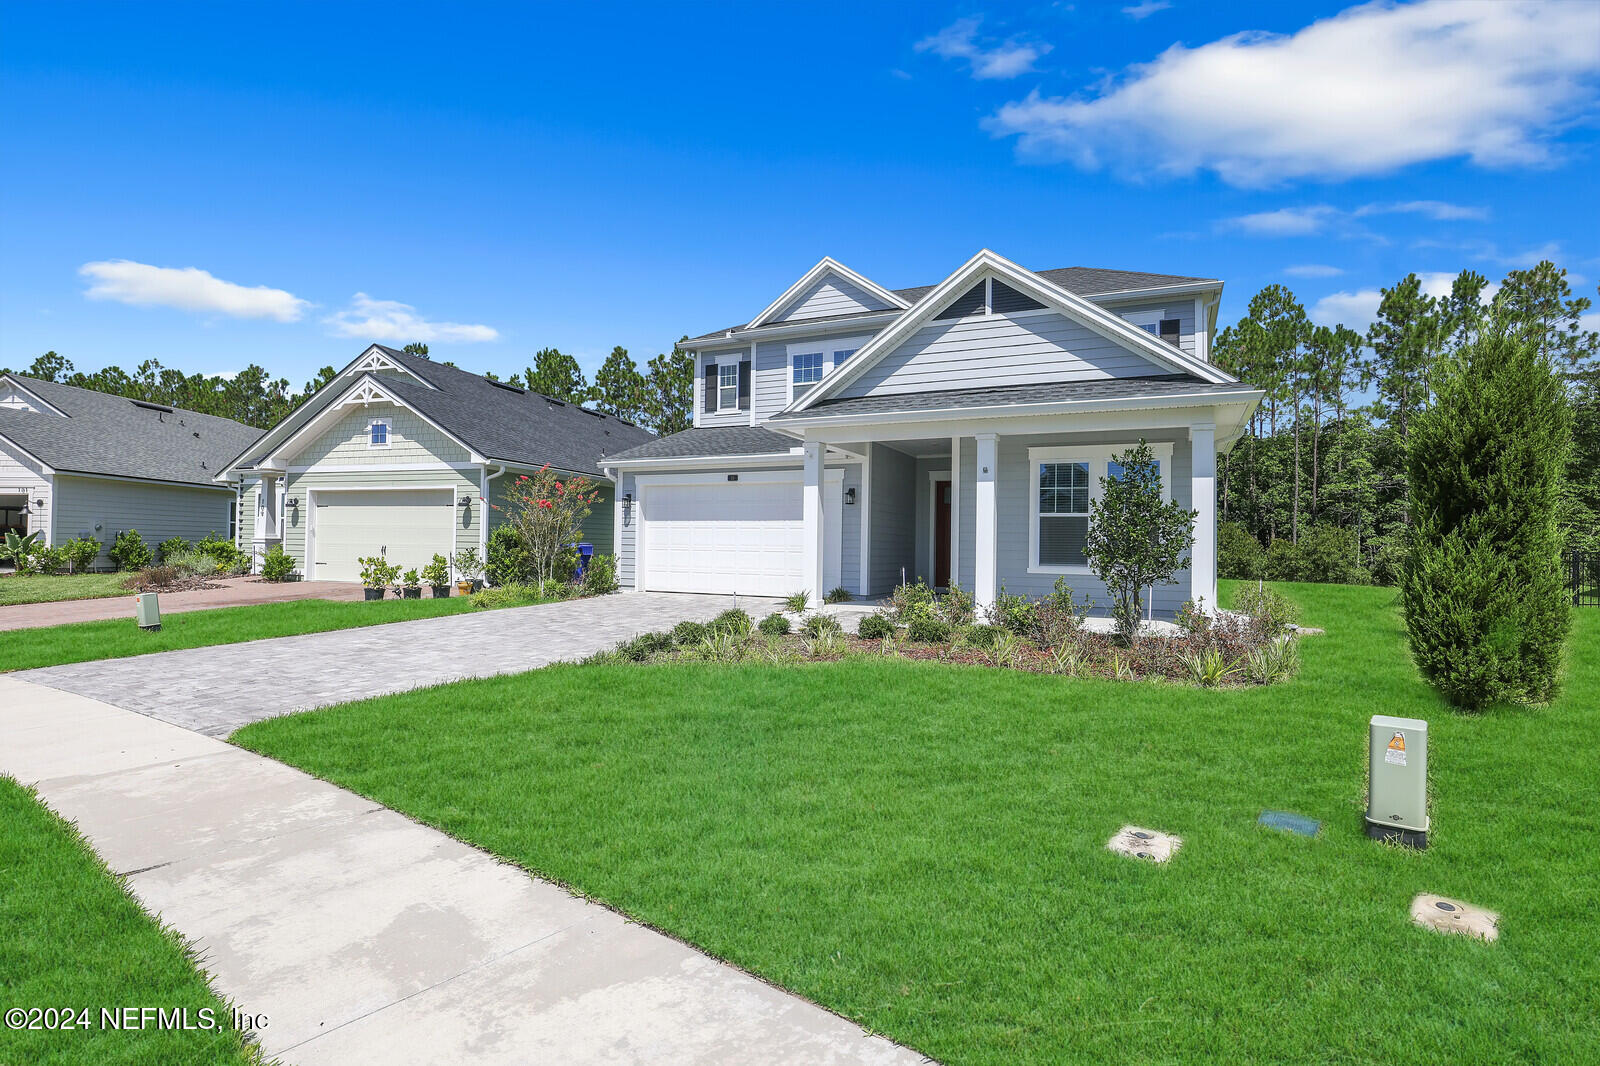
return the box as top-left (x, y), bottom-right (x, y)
top-left (3, 0), bottom-right (1597, 385)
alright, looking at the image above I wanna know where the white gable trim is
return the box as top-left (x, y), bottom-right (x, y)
top-left (788, 250), bottom-right (1235, 413)
top-left (746, 257), bottom-right (910, 330)
top-left (348, 344), bottom-right (438, 387)
top-left (263, 374), bottom-right (486, 469)
top-left (0, 375), bottom-right (71, 418)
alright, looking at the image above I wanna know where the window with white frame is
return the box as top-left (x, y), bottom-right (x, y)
top-left (1029, 444), bottom-right (1173, 572)
top-left (368, 417), bottom-right (391, 448)
top-left (832, 347), bottom-right (858, 366)
top-left (718, 363), bottom-right (740, 409)
top-left (1123, 310), bottom-right (1182, 346)
top-left (791, 351), bottom-right (824, 399)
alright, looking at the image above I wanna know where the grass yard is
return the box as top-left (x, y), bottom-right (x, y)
top-left (0, 594), bottom-right (549, 672)
top-left (0, 571), bottom-right (131, 606)
top-left (0, 777), bottom-right (260, 1066)
top-left (233, 582), bottom-right (1600, 1065)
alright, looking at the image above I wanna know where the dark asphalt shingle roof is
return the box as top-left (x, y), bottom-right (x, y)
top-left (603, 426), bottom-right (798, 463)
top-left (0, 375), bottom-right (262, 487)
top-left (684, 264), bottom-right (1220, 344)
top-left (769, 377), bottom-right (1260, 421)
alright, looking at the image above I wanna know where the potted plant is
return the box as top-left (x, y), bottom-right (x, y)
top-left (451, 547), bottom-right (484, 596)
top-left (358, 555), bottom-right (398, 600)
top-left (422, 553), bottom-right (451, 597)
top-left (399, 567), bottom-right (423, 599)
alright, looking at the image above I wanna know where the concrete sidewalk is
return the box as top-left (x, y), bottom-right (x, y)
top-left (0, 575), bottom-right (364, 631)
top-left (0, 676), bottom-right (927, 1065)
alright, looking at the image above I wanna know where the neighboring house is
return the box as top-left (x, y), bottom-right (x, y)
top-left (603, 250), bottom-right (1265, 616)
top-left (0, 373), bottom-right (261, 567)
top-left (216, 346), bottom-right (654, 582)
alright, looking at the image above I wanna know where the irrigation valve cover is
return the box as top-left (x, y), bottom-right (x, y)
top-left (1366, 715), bottom-right (1428, 849)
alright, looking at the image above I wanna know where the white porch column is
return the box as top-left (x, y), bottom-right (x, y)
top-left (1190, 423), bottom-right (1217, 613)
top-left (949, 436), bottom-right (961, 591)
top-left (802, 440), bottom-right (826, 606)
top-left (974, 432), bottom-right (999, 614)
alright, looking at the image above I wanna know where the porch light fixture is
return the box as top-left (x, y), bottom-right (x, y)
top-left (845, 487), bottom-right (857, 505)
top-left (286, 497), bottom-right (301, 508)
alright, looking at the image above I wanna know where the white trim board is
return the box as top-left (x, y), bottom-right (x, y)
top-left (746, 257), bottom-right (910, 330)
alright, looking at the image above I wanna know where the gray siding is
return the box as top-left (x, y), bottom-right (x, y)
top-left (772, 275), bottom-right (893, 322)
top-left (840, 461), bottom-right (861, 595)
top-left (616, 472), bottom-right (637, 587)
top-left (1103, 297), bottom-right (1199, 359)
top-left (485, 468), bottom-right (615, 554)
top-left (694, 347), bottom-right (752, 428)
top-left (51, 474), bottom-right (235, 567)
top-left (868, 443), bottom-right (917, 593)
top-left (837, 311), bottom-right (1172, 399)
top-left (0, 436), bottom-right (51, 542)
top-left (753, 337), bottom-right (788, 421)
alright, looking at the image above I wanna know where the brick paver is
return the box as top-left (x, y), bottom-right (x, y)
top-left (19, 592), bottom-right (778, 736)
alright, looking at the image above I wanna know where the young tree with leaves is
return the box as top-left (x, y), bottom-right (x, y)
top-left (1085, 441), bottom-right (1196, 646)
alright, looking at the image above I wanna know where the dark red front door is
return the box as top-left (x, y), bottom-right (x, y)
top-left (934, 479), bottom-right (951, 588)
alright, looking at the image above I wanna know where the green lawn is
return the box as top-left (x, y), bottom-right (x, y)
top-left (0, 572), bottom-right (131, 606)
top-left (0, 777), bottom-right (260, 1066)
top-left (233, 582), bottom-right (1600, 1065)
top-left (0, 594), bottom-right (547, 672)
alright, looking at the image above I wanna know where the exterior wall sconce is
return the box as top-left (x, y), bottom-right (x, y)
top-left (844, 487), bottom-right (857, 505)
top-left (286, 497), bottom-right (301, 508)
top-left (623, 492), bottom-right (633, 503)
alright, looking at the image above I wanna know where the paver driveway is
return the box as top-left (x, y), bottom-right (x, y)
top-left (18, 591), bottom-right (778, 736)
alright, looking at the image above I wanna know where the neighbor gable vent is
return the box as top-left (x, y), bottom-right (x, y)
top-left (990, 279), bottom-right (1045, 314)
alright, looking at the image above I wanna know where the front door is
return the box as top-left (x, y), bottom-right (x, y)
top-left (934, 479), bottom-right (951, 588)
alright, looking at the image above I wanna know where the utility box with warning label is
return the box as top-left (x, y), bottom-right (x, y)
top-left (1366, 714), bottom-right (1427, 848)
top-left (134, 592), bottom-right (161, 632)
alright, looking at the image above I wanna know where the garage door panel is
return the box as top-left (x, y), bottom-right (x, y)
top-left (312, 489), bottom-right (456, 583)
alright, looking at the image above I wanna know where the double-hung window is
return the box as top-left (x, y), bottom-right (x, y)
top-left (718, 363), bottom-right (740, 410)
top-left (791, 351), bottom-right (824, 400)
top-left (1029, 444), bottom-right (1173, 572)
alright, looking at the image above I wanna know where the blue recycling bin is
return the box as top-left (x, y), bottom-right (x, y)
top-left (575, 542), bottom-right (593, 579)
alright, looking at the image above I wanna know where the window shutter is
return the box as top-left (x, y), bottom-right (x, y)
top-left (738, 360), bottom-right (752, 410)
top-left (1159, 319), bottom-right (1181, 346)
top-left (705, 362), bottom-right (718, 413)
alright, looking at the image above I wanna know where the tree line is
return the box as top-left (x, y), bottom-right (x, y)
top-left (1213, 260), bottom-right (1599, 584)
top-left (2, 341), bottom-right (696, 436)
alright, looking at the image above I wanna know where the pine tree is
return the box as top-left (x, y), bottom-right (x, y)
top-left (1402, 320), bottom-right (1573, 709)
top-left (522, 347), bottom-right (589, 403)
top-left (591, 346), bottom-right (648, 423)
top-left (642, 344), bottom-right (694, 436)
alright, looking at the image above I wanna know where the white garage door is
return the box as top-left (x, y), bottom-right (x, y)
top-left (640, 474), bottom-right (841, 597)
top-left (311, 488), bottom-right (457, 583)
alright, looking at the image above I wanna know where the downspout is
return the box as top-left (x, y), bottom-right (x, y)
top-left (480, 463), bottom-right (505, 580)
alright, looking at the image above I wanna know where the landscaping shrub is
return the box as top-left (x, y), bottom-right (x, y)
top-left (672, 620), bottom-right (709, 646)
top-left (1265, 524), bottom-right (1370, 585)
top-left (710, 608), bottom-right (752, 636)
top-left (1176, 598), bottom-right (1210, 637)
top-left (887, 579), bottom-right (935, 620)
top-left (420, 553), bottom-right (451, 588)
top-left (134, 565), bottom-right (179, 588)
top-left (1403, 320), bottom-right (1573, 709)
top-left (1, 530), bottom-right (43, 571)
top-left (1367, 537), bottom-right (1408, 589)
top-left (1232, 583), bottom-right (1299, 636)
top-left (1218, 521), bottom-right (1265, 580)
top-left (939, 584), bottom-right (975, 626)
top-left (450, 547), bottom-right (485, 587)
top-left (493, 466), bottom-right (601, 584)
top-left (619, 631), bottom-right (673, 661)
top-left (261, 545), bottom-right (295, 582)
top-left (165, 550), bottom-right (221, 578)
top-left (196, 532), bottom-right (244, 573)
top-left (358, 555), bottom-right (401, 589)
top-left (856, 612), bottom-right (894, 640)
top-left (799, 613), bottom-right (842, 639)
top-left (783, 590), bottom-right (810, 613)
top-left (1031, 577), bottom-right (1088, 646)
top-left (987, 589), bottom-right (1037, 636)
top-left (538, 578), bottom-right (572, 600)
top-left (581, 552), bottom-right (618, 595)
top-left (1086, 442), bottom-right (1196, 645)
top-left (758, 613), bottom-right (791, 636)
top-left (961, 623), bottom-right (1004, 648)
top-left (61, 537), bottom-right (101, 574)
top-left (486, 525), bottom-right (535, 587)
top-left (157, 536), bottom-right (190, 563)
top-left (32, 545), bottom-right (66, 574)
top-left (470, 582), bottom-right (539, 609)
top-left (108, 529), bottom-right (153, 571)
top-left (903, 605), bottom-right (951, 644)
top-left (823, 586), bottom-right (852, 604)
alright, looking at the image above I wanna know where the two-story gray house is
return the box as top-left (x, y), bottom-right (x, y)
top-left (603, 250), bottom-right (1264, 617)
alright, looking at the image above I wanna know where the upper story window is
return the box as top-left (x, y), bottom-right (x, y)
top-left (1125, 310), bottom-right (1183, 346)
top-left (368, 417), bottom-right (391, 448)
top-left (718, 363), bottom-right (740, 409)
top-left (832, 347), bottom-right (858, 366)
top-left (791, 352), bottom-right (824, 400)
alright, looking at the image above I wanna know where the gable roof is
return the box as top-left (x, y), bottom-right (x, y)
top-left (686, 262), bottom-right (1220, 346)
top-left (223, 348), bottom-right (656, 479)
top-left (0, 374), bottom-right (262, 487)
top-left (603, 425), bottom-right (798, 464)
top-left (745, 257), bottom-right (911, 330)
top-left (788, 250), bottom-right (1235, 413)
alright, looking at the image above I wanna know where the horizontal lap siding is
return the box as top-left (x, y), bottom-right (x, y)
top-left (837, 312), bottom-right (1169, 399)
top-left (774, 276), bottom-right (892, 322)
top-left (869, 444), bottom-right (917, 592)
top-left (695, 347), bottom-right (751, 428)
top-left (754, 339), bottom-right (788, 421)
top-left (51, 475), bottom-right (234, 567)
top-left (840, 462), bottom-right (860, 594)
top-left (0, 437), bottom-right (50, 541)
top-left (1104, 297), bottom-right (1198, 359)
top-left (617, 472), bottom-right (637, 586)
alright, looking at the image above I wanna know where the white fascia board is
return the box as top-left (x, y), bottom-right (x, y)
top-left (605, 450), bottom-right (806, 471)
top-left (686, 311), bottom-right (903, 353)
top-left (745, 256), bottom-right (911, 330)
top-left (52, 469), bottom-right (235, 492)
top-left (1088, 281), bottom-right (1224, 303)
top-left (789, 250), bottom-right (1236, 414)
top-left (0, 375), bottom-right (71, 418)
top-left (780, 388), bottom-right (1265, 436)
top-left (264, 374), bottom-right (486, 469)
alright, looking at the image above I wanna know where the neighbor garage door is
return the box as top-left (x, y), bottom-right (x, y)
top-left (310, 488), bottom-right (456, 583)
top-left (639, 473), bottom-right (840, 597)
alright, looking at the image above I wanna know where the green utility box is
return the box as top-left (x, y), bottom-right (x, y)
top-left (1366, 714), bottom-right (1427, 848)
top-left (134, 592), bottom-right (161, 632)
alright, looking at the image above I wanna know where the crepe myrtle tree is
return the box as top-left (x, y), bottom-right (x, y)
top-left (1086, 441), bottom-right (1197, 645)
top-left (492, 465), bottom-right (601, 584)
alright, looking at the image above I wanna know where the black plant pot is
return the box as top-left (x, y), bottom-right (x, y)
top-left (430, 585), bottom-right (450, 598)
top-left (402, 587), bottom-right (422, 599)
top-left (364, 587), bottom-right (384, 601)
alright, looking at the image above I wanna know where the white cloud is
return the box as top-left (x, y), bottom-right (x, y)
top-left (916, 17), bottom-right (1050, 80)
top-left (985, 0), bottom-right (1600, 185)
top-left (79, 260), bottom-right (308, 321)
top-left (1122, 0), bottom-right (1172, 19)
top-left (1310, 271), bottom-right (1501, 328)
top-left (1285, 264), bottom-right (1345, 278)
top-left (1223, 205), bottom-right (1339, 236)
top-left (324, 293), bottom-right (499, 344)
top-left (1353, 200), bottom-right (1489, 221)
